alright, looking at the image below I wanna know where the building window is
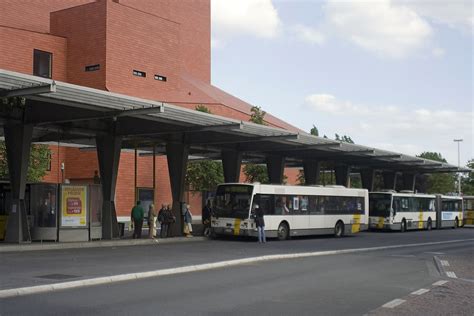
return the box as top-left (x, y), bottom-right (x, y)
top-left (133, 70), bottom-right (146, 78)
top-left (85, 64), bottom-right (100, 72)
top-left (46, 152), bottom-right (52, 171)
top-left (33, 49), bottom-right (52, 78)
top-left (154, 74), bottom-right (167, 82)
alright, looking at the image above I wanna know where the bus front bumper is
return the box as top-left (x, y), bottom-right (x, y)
top-left (211, 227), bottom-right (257, 237)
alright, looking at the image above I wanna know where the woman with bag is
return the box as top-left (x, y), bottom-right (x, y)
top-left (183, 204), bottom-right (193, 237)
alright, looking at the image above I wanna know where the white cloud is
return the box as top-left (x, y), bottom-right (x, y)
top-left (303, 94), bottom-right (473, 165)
top-left (432, 47), bottom-right (445, 57)
top-left (292, 24), bottom-right (325, 45)
top-left (211, 0), bottom-right (281, 41)
top-left (400, 0), bottom-right (474, 32)
top-left (323, 0), bottom-right (433, 58)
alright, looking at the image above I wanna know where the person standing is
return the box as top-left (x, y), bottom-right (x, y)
top-left (202, 200), bottom-right (212, 237)
top-left (158, 204), bottom-right (166, 238)
top-left (254, 204), bottom-right (266, 243)
top-left (131, 201), bottom-right (144, 239)
top-left (148, 203), bottom-right (157, 239)
top-left (183, 204), bottom-right (193, 237)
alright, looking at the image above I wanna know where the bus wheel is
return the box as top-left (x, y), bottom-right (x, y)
top-left (401, 220), bottom-right (407, 233)
top-left (334, 221), bottom-right (344, 238)
top-left (427, 218), bottom-right (432, 231)
top-left (277, 222), bottom-right (289, 241)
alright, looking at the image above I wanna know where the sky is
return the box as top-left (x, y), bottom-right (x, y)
top-left (210, 0), bottom-right (473, 167)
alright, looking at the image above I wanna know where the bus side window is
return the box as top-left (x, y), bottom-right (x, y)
top-left (401, 198), bottom-right (409, 212)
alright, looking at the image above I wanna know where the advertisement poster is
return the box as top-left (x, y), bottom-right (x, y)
top-left (61, 185), bottom-right (87, 227)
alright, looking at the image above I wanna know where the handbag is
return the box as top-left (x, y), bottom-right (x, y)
top-left (183, 223), bottom-right (190, 234)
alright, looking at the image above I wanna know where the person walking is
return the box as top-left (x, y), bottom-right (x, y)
top-left (254, 204), bottom-right (266, 243)
top-left (131, 200), bottom-right (144, 239)
top-left (148, 203), bottom-right (157, 239)
top-left (165, 204), bottom-right (175, 238)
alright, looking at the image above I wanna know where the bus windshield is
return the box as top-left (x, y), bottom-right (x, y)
top-left (214, 185), bottom-right (253, 219)
top-left (369, 193), bottom-right (392, 217)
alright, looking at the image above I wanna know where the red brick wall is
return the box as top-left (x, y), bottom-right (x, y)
top-left (0, 0), bottom-right (93, 33)
top-left (50, 1), bottom-right (107, 89)
top-left (0, 26), bottom-right (67, 81)
top-left (104, 0), bottom-right (181, 99)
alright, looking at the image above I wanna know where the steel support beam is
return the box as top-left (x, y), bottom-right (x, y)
top-left (222, 150), bottom-right (242, 183)
top-left (382, 171), bottom-right (398, 190)
top-left (401, 173), bottom-right (417, 192)
top-left (360, 169), bottom-right (375, 191)
top-left (4, 122), bottom-right (33, 243)
top-left (303, 160), bottom-right (321, 185)
top-left (266, 155), bottom-right (285, 184)
top-left (335, 164), bottom-right (351, 187)
top-left (96, 131), bottom-right (122, 240)
top-left (166, 142), bottom-right (189, 237)
top-left (0, 82), bottom-right (56, 98)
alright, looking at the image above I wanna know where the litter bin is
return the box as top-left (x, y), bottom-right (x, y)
top-left (118, 222), bottom-right (125, 237)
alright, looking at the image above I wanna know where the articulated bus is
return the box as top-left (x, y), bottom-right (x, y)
top-left (463, 196), bottom-right (474, 226)
top-left (211, 183), bottom-right (368, 240)
top-left (369, 191), bottom-right (463, 231)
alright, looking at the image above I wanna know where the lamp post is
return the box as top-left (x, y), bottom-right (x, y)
top-left (453, 139), bottom-right (463, 195)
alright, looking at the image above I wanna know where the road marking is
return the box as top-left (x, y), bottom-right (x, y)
top-left (382, 299), bottom-right (406, 308)
top-left (0, 238), bottom-right (472, 299)
top-left (440, 260), bottom-right (450, 267)
top-left (433, 280), bottom-right (449, 286)
top-left (390, 254), bottom-right (416, 258)
top-left (411, 288), bottom-right (430, 295)
top-left (425, 252), bottom-right (445, 255)
top-left (446, 271), bottom-right (457, 278)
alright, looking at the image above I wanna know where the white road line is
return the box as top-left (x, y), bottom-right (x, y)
top-left (0, 238), bottom-right (472, 299)
top-left (440, 260), bottom-right (450, 267)
top-left (432, 280), bottom-right (449, 286)
top-left (382, 299), bottom-right (406, 308)
top-left (425, 252), bottom-right (445, 255)
top-left (446, 271), bottom-right (457, 278)
top-left (411, 288), bottom-right (430, 295)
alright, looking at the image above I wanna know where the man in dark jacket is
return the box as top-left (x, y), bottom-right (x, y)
top-left (254, 204), bottom-right (266, 243)
top-left (131, 201), bottom-right (144, 239)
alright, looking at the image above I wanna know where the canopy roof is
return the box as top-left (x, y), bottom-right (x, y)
top-left (0, 69), bottom-right (470, 174)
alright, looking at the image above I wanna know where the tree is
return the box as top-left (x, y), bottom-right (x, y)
top-left (0, 141), bottom-right (51, 182)
top-left (195, 104), bottom-right (211, 113)
top-left (243, 163), bottom-right (269, 184)
top-left (310, 125), bottom-right (319, 136)
top-left (249, 106), bottom-right (267, 125)
top-left (335, 133), bottom-right (354, 144)
top-left (185, 105), bottom-right (224, 192)
top-left (461, 159), bottom-right (474, 195)
top-left (416, 152), bottom-right (455, 194)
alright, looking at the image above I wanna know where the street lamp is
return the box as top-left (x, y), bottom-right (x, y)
top-left (453, 139), bottom-right (463, 195)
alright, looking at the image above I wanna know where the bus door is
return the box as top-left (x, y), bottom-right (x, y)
top-left (292, 195), bottom-right (310, 232)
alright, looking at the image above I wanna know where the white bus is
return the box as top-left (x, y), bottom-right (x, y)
top-left (435, 195), bottom-right (463, 229)
top-left (210, 183), bottom-right (368, 240)
top-left (463, 196), bottom-right (474, 226)
top-left (369, 191), bottom-right (436, 231)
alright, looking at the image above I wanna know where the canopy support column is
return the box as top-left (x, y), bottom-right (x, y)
top-left (266, 155), bottom-right (285, 184)
top-left (335, 164), bottom-right (351, 187)
top-left (96, 131), bottom-right (122, 240)
top-left (166, 142), bottom-right (189, 237)
top-left (222, 150), bottom-right (242, 183)
top-left (361, 169), bottom-right (375, 191)
top-left (4, 122), bottom-right (33, 243)
top-left (303, 160), bottom-right (320, 185)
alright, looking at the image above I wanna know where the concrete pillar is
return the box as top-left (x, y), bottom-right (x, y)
top-left (266, 155), bottom-right (285, 184)
top-left (360, 169), bottom-right (375, 191)
top-left (303, 160), bottom-right (320, 185)
top-left (335, 164), bottom-right (351, 187)
top-left (401, 173), bottom-right (417, 192)
top-left (221, 150), bottom-right (242, 183)
top-left (382, 172), bottom-right (398, 190)
top-left (166, 142), bottom-right (189, 237)
top-left (96, 133), bottom-right (122, 239)
top-left (4, 122), bottom-right (33, 243)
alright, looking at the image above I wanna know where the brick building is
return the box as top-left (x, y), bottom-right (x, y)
top-left (0, 0), bottom-right (300, 220)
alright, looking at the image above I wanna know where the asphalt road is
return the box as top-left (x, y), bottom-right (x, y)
top-left (0, 229), bottom-right (473, 315)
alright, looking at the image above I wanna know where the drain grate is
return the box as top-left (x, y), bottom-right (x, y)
top-left (36, 274), bottom-right (80, 280)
